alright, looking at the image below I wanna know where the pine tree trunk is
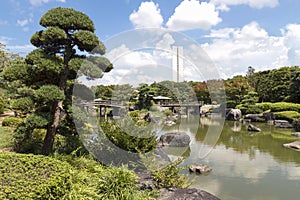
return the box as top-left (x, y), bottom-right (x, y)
top-left (42, 100), bottom-right (63, 155)
top-left (42, 43), bottom-right (71, 155)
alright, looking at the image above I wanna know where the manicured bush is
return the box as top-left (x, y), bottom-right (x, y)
top-left (270, 102), bottom-right (300, 112)
top-left (274, 111), bottom-right (300, 122)
top-left (255, 102), bottom-right (273, 111)
top-left (244, 105), bottom-right (263, 115)
top-left (0, 152), bottom-right (71, 200)
top-left (1, 117), bottom-right (23, 127)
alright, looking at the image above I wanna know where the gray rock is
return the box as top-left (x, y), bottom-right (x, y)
top-left (226, 108), bottom-right (242, 121)
top-left (137, 172), bottom-right (156, 191)
top-left (291, 132), bottom-right (300, 138)
top-left (244, 114), bottom-right (265, 122)
top-left (247, 124), bottom-right (261, 132)
top-left (263, 112), bottom-right (276, 122)
top-left (283, 140), bottom-right (300, 151)
top-left (159, 132), bottom-right (191, 147)
top-left (295, 122), bottom-right (300, 132)
top-left (189, 164), bottom-right (212, 174)
top-left (157, 188), bottom-right (220, 200)
top-left (274, 120), bottom-right (293, 128)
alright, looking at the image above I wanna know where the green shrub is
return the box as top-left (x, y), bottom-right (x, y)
top-left (244, 105), bottom-right (263, 115)
top-left (2, 117), bottom-right (23, 127)
top-left (274, 111), bottom-right (300, 122)
top-left (0, 152), bottom-right (71, 200)
top-left (163, 109), bottom-right (173, 116)
top-left (151, 159), bottom-right (189, 189)
top-left (13, 128), bottom-right (46, 154)
top-left (100, 119), bottom-right (157, 154)
top-left (255, 102), bottom-right (273, 111)
top-left (270, 102), bottom-right (300, 112)
top-left (54, 155), bottom-right (157, 200)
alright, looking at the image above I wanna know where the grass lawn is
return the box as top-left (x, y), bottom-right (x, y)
top-left (0, 126), bottom-right (14, 150)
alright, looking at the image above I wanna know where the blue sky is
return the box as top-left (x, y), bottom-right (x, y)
top-left (1, 0), bottom-right (300, 83)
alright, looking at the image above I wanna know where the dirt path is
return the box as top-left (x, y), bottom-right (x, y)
top-left (0, 111), bottom-right (15, 126)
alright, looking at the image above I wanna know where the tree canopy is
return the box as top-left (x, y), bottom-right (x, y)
top-left (3, 7), bottom-right (112, 155)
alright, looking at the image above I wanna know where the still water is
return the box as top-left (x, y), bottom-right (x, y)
top-left (162, 117), bottom-right (300, 200)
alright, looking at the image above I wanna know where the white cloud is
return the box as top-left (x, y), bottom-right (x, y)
top-left (166, 0), bottom-right (222, 31)
top-left (282, 24), bottom-right (300, 65)
top-left (7, 44), bottom-right (36, 57)
top-left (202, 22), bottom-right (289, 78)
top-left (29, 0), bottom-right (49, 6)
top-left (29, 0), bottom-right (66, 6)
top-left (129, 1), bottom-right (163, 28)
top-left (0, 36), bottom-right (13, 44)
top-left (210, 0), bottom-right (279, 10)
top-left (17, 19), bottom-right (29, 27)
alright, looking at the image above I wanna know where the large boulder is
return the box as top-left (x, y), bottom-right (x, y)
top-left (244, 114), bottom-right (265, 122)
top-left (295, 122), bottom-right (300, 132)
top-left (283, 141), bottom-right (300, 151)
top-left (226, 108), bottom-right (242, 121)
top-left (159, 132), bottom-right (191, 147)
top-left (274, 120), bottom-right (293, 128)
top-left (158, 188), bottom-right (220, 200)
top-left (291, 132), bottom-right (300, 138)
top-left (189, 164), bottom-right (212, 174)
top-left (247, 124), bottom-right (261, 132)
top-left (263, 112), bottom-right (276, 122)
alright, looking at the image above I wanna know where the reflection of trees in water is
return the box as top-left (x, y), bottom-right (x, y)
top-left (193, 119), bottom-right (300, 165)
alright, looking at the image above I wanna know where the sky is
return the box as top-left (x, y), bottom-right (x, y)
top-left (1, 0), bottom-right (300, 84)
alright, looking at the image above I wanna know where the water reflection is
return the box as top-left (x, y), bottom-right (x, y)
top-left (164, 118), bottom-right (300, 200)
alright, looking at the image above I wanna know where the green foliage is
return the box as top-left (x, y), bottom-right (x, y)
top-left (0, 97), bottom-right (4, 114)
top-left (236, 91), bottom-right (260, 114)
top-left (11, 97), bottom-right (34, 114)
top-left (13, 128), bottom-right (46, 154)
top-left (35, 85), bottom-right (65, 103)
top-left (269, 102), bottom-right (300, 112)
top-left (40, 7), bottom-right (95, 32)
top-left (225, 75), bottom-right (254, 107)
top-left (55, 155), bottom-right (157, 200)
top-left (244, 105), bottom-right (263, 115)
top-left (1, 117), bottom-right (23, 128)
top-left (100, 119), bottom-right (157, 154)
top-left (274, 111), bottom-right (300, 122)
top-left (255, 102), bottom-right (273, 111)
top-left (0, 152), bottom-right (71, 200)
top-left (73, 30), bottom-right (100, 52)
top-left (250, 66), bottom-right (300, 103)
top-left (151, 159), bottom-right (189, 189)
top-left (2, 7), bottom-right (113, 155)
top-left (129, 110), bottom-right (140, 123)
top-left (163, 109), bottom-right (173, 116)
top-left (0, 126), bottom-right (14, 149)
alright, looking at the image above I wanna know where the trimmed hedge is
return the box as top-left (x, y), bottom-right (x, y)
top-left (270, 102), bottom-right (300, 112)
top-left (0, 152), bottom-right (71, 200)
top-left (274, 111), bottom-right (300, 122)
top-left (255, 102), bottom-right (300, 113)
top-left (2, 117), bottom-right (24, 128)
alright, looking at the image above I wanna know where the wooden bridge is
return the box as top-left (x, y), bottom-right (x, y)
top-left (77, 100), bottom-right (204, 116)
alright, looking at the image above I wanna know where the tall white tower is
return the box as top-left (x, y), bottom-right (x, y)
top-left (172, 46), bottom-right (183, 82)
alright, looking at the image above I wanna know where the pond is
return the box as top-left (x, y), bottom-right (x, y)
top-left (162, 117), bottom-right (300, 200)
